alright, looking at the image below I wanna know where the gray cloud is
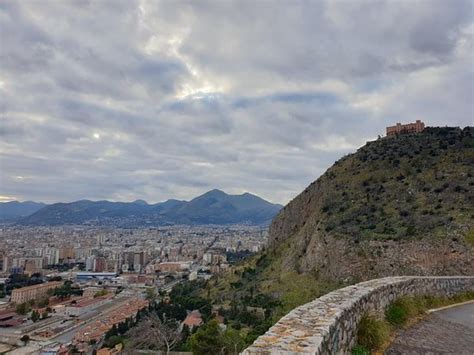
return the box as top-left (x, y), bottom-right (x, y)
top-left (0, 0), bottom-right (472, 204)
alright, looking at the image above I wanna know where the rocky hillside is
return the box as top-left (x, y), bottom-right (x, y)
top-left (269, 127), bottom-right (474, 282)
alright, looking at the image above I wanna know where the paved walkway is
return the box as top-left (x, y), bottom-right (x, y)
top-left (386, 302), bottom-right (474, 354)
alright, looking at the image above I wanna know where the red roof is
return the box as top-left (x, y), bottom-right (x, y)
top-left (183, 310), bottom-right (203, 327)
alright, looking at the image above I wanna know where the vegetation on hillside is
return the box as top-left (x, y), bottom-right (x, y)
top-left (321, 127), bottom-right (473, 241)
top-left (262, 127), bottom-right (474, 281)
top-left (205, 127), bottom-right (474, 350)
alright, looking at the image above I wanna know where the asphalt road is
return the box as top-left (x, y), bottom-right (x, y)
top-left (433, 302), bottom-right (474, 328)
top-left (386, 302), bottom-right (474, 354)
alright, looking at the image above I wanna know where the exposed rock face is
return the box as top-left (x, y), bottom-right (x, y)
top-left (268, 127), bottom-right (474, 283)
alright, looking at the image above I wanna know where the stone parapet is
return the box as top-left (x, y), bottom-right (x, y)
top-left (242, 276), bottom-right (474, 354)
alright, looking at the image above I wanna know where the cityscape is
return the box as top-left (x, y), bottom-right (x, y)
top-left (0, 225), bottom-right (267, 354)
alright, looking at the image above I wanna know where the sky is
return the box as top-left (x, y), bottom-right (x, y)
top-left (0, 0), bottom-right (473, 205)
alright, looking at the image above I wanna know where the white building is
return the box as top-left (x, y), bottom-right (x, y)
top-left (85, 256), bottom-right (95, 271)
top-left (43, 248), bottom-right (60, 265)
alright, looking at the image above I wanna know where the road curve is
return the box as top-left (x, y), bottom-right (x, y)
top-left (386, 302), bottom-right (474, 354)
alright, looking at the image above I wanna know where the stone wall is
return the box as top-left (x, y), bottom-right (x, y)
top-left (242, 276), bottom-right (474, 355)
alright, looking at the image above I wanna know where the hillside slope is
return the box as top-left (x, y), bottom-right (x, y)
top-left (210, 127), bottom-right (474, 318)
top-left (269, 127), bottom-right (473, 282)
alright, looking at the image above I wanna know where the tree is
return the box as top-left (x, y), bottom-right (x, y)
top-left (103, 335), bottom-right (124, 348)
top-left (223, 327), bottom-right (245, 354)
top-left (145, 287), bottom-right (158, 304)
top-left (15, 302), bottom-right (31, 315)
top-left (94, 289), bottom-right (108, 298)
top-left (105, 324), bottom-right (118, 339)
top-left (117, 319), bottom-right (130, 335)
top-left (31, 310), bottom-right (40, 322)
top-left (20, 335), bottom-right (30, 345)
top-left (41, 311), bottom-right (49, 319)
top-left (37, 297), bottom-right (49, 308)
top-left (126, 314), bottom-right (181, 354)
top-left (48, 276), bottom-right (62, 282)
top-left (190, 320), bottom-right (224, 355)
top-left (181, 324), bottom-right (191, 341)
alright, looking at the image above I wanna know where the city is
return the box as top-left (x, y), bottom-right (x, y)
top-left (0, 225), bottom-right (267, 353)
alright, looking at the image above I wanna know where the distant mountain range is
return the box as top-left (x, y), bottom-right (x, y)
top-left (0, 201), bottom-right (46, 220)
top-left (0, 189), bottom-right (282, 226)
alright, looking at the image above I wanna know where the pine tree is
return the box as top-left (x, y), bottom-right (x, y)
top-left (31, 310), bottom-right (40, 322)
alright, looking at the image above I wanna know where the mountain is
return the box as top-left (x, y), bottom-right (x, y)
top-left (18, 200), bottom-right (152, 226)
top-left (167, 189), bottom-right (282, 225)
top-left (17, 190), bottom-right (282, 226)
top-left (209, 127), bottom-right (474, 316)
top-left (0, 201), bottom-right (46, 221)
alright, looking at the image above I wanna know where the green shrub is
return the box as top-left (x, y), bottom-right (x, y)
top-left (385, 302), bottom-right (407, 326)
top-left (464, 229), bottom-right (474, 246)
top-left (356, 314), bottom-right (389, 351)
top-left (352, 344), bottom-right (370, 355)
top-left (385, 298), bottom-right (413, 326)
top-left (15, 302), bottom-right (31, 315)
top-left (385, 297), bottom-right (427, 326)
top-left (103, 335), bottom-right (124, 348)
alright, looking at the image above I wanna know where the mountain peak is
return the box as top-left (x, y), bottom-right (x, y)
top-left (133, 199), bottom-right (148, 205)
top-left (194, 189), bottom-right (228, 200)
top-left (205, 188), bottom-right (227, 195)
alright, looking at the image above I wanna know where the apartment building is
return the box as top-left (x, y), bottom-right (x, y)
top-left (10, 281), bottom-right (62, 304)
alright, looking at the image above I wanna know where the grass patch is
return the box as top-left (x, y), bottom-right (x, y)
top-left (355, 314), bottom-right (389, 351)
top-left (352, 345), bottom-right (370, 355)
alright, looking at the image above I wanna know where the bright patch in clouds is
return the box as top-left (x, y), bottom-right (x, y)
top-left (0, 195), bottom-right (17, 202)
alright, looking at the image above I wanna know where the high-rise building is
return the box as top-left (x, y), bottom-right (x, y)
top-left (59, 247), bottom-right (75, 262)
top-left (97, 234), bottom-right (107, 245)
top-left (85, 256), bottom-right (95, 271)
top-left (93, 257), bottom-right (107, 272)
top-left (43, 248), bottom-right (60, 265)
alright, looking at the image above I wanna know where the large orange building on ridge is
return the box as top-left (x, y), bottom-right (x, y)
top-left (386, 120), bottom-right (425, 136)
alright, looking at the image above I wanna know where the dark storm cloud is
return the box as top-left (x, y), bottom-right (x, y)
top-left (0, 0), bottom-right (472, 204)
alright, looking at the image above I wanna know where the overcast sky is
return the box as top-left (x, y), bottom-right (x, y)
top-left (0, 0), bottom-right (473, 204)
